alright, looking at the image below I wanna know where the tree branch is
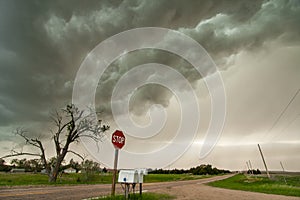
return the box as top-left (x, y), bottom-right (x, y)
top-left (67, 150), bottom-right (85, 161)
top-left (1, 152), bottom-right (41, 159)
top-left (14, 128), bottom-right (40, 149)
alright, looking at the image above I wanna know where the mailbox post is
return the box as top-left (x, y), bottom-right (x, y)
top-left (118, 170), bottom-right (139, 199)
top-left (118, 169), bottom-right (147, 199)
top-left (136, 169), bottom-right (147, 196)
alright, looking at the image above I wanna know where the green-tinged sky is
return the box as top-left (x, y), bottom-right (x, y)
top-left (0, 0), bottom-right (299, 171)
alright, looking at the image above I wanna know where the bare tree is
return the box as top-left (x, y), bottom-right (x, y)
top-left (1, 104), bottom-right (109, 182)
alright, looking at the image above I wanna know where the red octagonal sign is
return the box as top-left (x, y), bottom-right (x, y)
top-left (112, 130), bottom-right (125, 149)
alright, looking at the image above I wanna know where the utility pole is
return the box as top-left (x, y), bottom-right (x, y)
top-left (280, 161), bottom-right (285, 171)
top-left (246, 161), bottom-right (252, 174)
top-left (257, 144), bottom-right (270, 179)
top-left (249, 160), bottom-right (253, 173)
top-left (280, 161), bottom-right (287, 184)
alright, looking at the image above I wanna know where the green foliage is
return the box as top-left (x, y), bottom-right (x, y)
top-left (69, 158), bottom-right (81, 173)
top-left (0, 165), bottom-right (12, 172)
top-left (0, 158), bottom-right (104, 174)
top-left (96, 193), bottom-right (174, 200)
top-left (247, 169), bottom-right (261, 175)
top-left (189, 164), bottom-right (230, 175)
top-left (208, 174), bottom-right (300, 197)
top-left (0, 159), bottom-right (12, 172)
top-left (150, 164), bottom-right (230, 175)
top-left (7, 158), bottom-right (44, 172)
top-left (81, 159), bottom-right (102, 182)
top-left (150, 168), bottom-right (187, 174)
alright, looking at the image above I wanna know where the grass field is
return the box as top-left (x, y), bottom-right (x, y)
top-left (0, 172), bottom-right (112, 186)
top-left (143, 174), bottom-right (212, 183)
top-left (96, 193), bottom-right (174, 200)
top-left (0, 172), bottom-right (211, 186)
top-left (208, 174), bottom-right (300, 197)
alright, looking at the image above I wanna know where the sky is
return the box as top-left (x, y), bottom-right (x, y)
top-left (0, 0), bottom-right (299, 171)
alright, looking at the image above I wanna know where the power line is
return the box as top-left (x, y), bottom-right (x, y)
top-left (279, 114), bottom-right (300, 135)
top-left (266, 89), bottom-right (300, 134)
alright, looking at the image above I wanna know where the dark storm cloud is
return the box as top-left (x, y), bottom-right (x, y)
top-left (42, 0), bottom-right (264, 54)
top-left (0, 0), bottom-right (299, 136)
top-left (40, 0), bottom-right (265, 117)
top-left (181, 0), bottom-right (300, 65)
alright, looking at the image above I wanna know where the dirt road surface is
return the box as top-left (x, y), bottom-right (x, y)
top-left (0, 174), bottom-right (299, 200)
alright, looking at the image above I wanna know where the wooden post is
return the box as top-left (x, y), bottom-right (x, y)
top-left (280, 161), bottom-right (285, 171)
top-left (111, 148), bottom-right (119, 196)
top-left (125, 183), bottom-right (129, 199)
top-left (257, 144), bottom-right (270, 179)
top-left (246, 161), bottom-right (251, 174)
top-left (280, 161), bottom-right (287, 184)
top-left (139, 183), bottom-right (142, 196)
top-left (249, 160), bottom-right (253, 173)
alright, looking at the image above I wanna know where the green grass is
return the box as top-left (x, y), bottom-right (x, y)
top-left (0, 173), bottom-right (49, 186)
top-left (0, 172), bottom-right (211, 186)
top-left (0, 172), bottom-right (113, 186)
top-left (208, 174), bottom-right (300, 197)
top-left (96, 193), bottom-right (174, 200)
top-left (144, 174), bottom-right (212, 182)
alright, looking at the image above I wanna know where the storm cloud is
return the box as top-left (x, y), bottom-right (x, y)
top-left (0, 0), bottom-right (299, 170)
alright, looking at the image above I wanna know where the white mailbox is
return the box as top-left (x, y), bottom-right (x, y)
top-left (136, 168), bottom-right (148, 183)
top-left (118, 170), bottom-right (139, 183)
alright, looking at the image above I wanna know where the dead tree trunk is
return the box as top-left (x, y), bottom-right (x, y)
top-left (1, 104), bottom-right (109, 183)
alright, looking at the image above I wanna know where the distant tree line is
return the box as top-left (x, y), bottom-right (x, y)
top-left (149, 164), bottom-right (231, 175)
top-left (247, 169), bottom-right (261, 175)
top-left (0, 157), bottom-right (106, 174)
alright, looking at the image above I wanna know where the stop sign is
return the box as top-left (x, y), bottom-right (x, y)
top-left (112, 130), bottom-right (125, 149)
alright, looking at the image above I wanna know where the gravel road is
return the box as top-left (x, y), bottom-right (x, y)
top-left (0, 174), bottom-right (299, 200)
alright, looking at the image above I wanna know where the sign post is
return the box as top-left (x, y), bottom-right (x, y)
top-left (111, 130), bottom-right (125, 196)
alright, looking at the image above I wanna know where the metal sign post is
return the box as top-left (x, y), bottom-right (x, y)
top-left (111, 148), bottom-right (119, 196)
top-left (111, 130), bottom-right (125, 196)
